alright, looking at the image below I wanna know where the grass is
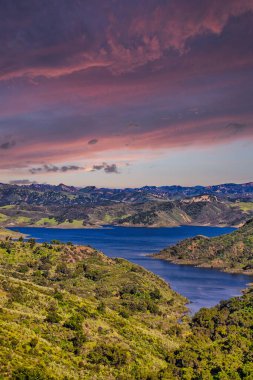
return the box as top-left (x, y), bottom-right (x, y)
top-left (35, 218), bottom-right (58, 226)
top-left (232, 202), bottom-right (253, 211)
top-left (14, 216), bottom-right (31, 224)
top-left (0, 213), bottom-right (8, 222)
top-left (58, 219), bottom-right (85, 228)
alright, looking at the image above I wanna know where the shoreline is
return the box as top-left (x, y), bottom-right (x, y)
top-left (6, 222), bottom-right (237, 230)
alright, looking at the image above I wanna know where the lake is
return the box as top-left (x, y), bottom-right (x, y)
top-left (11, 225), bottom-right (253, 314)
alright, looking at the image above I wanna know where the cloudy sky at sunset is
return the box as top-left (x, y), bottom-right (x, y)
top-left (1, 0), bottom-right (253, 187)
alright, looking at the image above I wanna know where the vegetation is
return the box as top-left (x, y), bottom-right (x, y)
top-left (0, 229), bottom-right (253, 378)
top-left (162, 288), bottom-right (253, 379)
top-left (0, 227), bottom-right (24, 239)
top-left (152, 219), bottom-right (253, 274)
top-left (0, 239), bottom-right (188, 379)
top-left (232, 202), bottom-right (253, 212)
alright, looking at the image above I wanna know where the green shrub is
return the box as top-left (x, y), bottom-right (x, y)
top-left (63, 313), bottom-right (84, 331)
top-left (87, 343), bottom-right (130, 367)
top-left (45, 310), bottom-right (61, 324)
top-left (12, 367), bottom-right (51, 380)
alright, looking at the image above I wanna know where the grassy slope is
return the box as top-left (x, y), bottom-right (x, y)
top-left (0, 240), bottom-right (188, 379)
top-left (152, 219), bottom-right (253, 274)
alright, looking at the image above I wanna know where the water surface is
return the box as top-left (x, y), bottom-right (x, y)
top-left (11, 225), bottom-right (252, 314)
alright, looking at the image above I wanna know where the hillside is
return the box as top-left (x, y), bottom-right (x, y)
top-left (0, 239), bottom-right (188, 379)
top-left (0, 195), bottom-right (250, 229)
top-left (164, 288), bottom-right (253, 379)
top-left (152, 219), bottom-right (253, 274)
top-left (0, 239), bottom-right (253, 379)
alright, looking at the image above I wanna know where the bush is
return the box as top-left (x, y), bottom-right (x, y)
top-left (63, 313), bottom-right (84, 331)
top-left (150, 288), bottom-right (162, 300)
top-left (119, 309), bottom-right (130, 318)
top-left (87, 343), bottom-right (130, 367)
top-left (84, 269), bottom-right (103, 281)
top-left (12, 367), bottom-right (51, 380)
top-left (51, 240), bottom-right (61, 245)
top-left (45, 310), bottom-right (61, 324)
top-left (28, 238), bottom-right (36, 249)
top-left (69, 331), bottom-right (87, 354)
top-left (97, 302), bottom-right (106, 314)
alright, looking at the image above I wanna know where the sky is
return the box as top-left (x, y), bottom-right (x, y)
top-left (0, 0), bottom-right (253, 188)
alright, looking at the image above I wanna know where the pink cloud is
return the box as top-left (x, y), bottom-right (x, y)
top-left (0, 1), bottom-right (253, 175)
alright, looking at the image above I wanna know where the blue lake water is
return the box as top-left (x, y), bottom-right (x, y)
top-left (11, 225), bottom-right (253, 314)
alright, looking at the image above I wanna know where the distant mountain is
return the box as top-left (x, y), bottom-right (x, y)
top-left (152, 219), bottom-right (253, 274)
top-left (0, 182), bottom-right (252, 228)
top-left (0, 181), bottom-right (253, 207)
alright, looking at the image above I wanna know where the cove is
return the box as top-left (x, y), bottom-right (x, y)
top-left (11, 225), bottom-right (253, 314)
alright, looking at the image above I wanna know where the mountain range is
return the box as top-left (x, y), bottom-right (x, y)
top-left (1, 181), bottom-right (253, 205)
top-left (0, 182), bottom-right (253, 228)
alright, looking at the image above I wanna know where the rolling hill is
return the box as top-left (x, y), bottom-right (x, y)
top-left (152, 219), bottom-right (253, 274)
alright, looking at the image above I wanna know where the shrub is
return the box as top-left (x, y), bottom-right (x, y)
top-left (87, 343), bottom-right (130, 367)
top-left (51, 240), bottom-right (61, 245)
top-left (119, 309), bottom-right (130, 318)
top-left (63, 313), bottom-right (84, 331)
top-left (150, 288), bottom-right (162, 300)
top-left (45, 310), bottom-right (61, 324)
top-left (28, 238), bottom-right (36, 249)
top-left (12, 367), bottom-right (51, 380)
top-left (97, 302), bottom-right (106, 314)
top-left (70, 331), bottom-right (87, 354)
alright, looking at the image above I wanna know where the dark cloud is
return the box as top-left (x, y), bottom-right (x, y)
top-left (91, 163), bottom-right (119, 174)
top-left (88, 139), bottom-right (98, 145)
top-left (0, 140), bottom-right (16, 149)
top-left (29, 164), bottom-right (84, 174)
top-left (0, 1), bottom-right (253, 173)
top-left (9, 179), bottom-right (37, 185)
top-left (0, 0), bottom-right (252, 80)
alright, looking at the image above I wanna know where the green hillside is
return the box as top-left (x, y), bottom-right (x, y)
top-left (0, 237), bottom-right (253, 379)
top-left (0, 239), bottom-right (187, 379)
top-left (164, 288), bottom-right (253, 379)
top-left (152, 219), bottom-right (253, 274)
